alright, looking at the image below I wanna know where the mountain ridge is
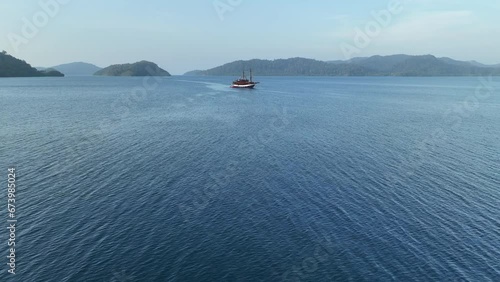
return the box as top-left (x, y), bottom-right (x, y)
top-left (185, 55), bottom-right (500, 76)
top-left (48, 62), bottom-right (102, 76)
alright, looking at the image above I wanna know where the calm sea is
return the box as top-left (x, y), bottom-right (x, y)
top-left (0, 76), bottom-right (499, 281)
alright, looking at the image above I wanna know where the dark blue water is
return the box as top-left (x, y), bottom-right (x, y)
top-left (0, 76), bottom-right (499, 281)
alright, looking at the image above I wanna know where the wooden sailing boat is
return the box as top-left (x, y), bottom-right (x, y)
top-left (231, 69), bottom-right (259, 88)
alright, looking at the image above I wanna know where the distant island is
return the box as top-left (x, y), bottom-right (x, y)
top-left (0, 51), bottom-right (64, 77)
top-left (38, 62), bottom-right (102, 76)
top-left (185, 55), bottom-right (500, 77)
top-left (94, 61), bottom-right (171, 76)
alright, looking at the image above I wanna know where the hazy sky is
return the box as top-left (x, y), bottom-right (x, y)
top-left (1, 0), bottom-right (499, 74)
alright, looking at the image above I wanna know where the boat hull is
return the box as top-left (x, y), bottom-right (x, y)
top-left (231, 83), bottom-right (256, 89)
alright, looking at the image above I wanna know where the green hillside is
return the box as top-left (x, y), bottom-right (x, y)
top-left (0, 51), bottom-right (64, 77)
top-left (95, 61), bottom-right (171, 76)
top-left (185, 55), bottom-right (500, 76)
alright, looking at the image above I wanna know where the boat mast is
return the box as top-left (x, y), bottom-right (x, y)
top-left (250, 68), bottom-right (253, 82)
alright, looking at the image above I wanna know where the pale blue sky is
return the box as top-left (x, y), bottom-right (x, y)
top-left (1, 0), bottom-right (499, 74)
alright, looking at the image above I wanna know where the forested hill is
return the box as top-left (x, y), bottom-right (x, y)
top-left (185, 55), bottom-right (500, 76)
top-left (94, 61), bottom-right (171, 76)
top-left (185, 58), bottom-right (367, 76)
top-left (0, 52), bottom-right (64, 77)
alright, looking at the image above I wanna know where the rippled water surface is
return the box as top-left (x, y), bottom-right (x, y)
top-left (0, 76), bottom-right (499, 281)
